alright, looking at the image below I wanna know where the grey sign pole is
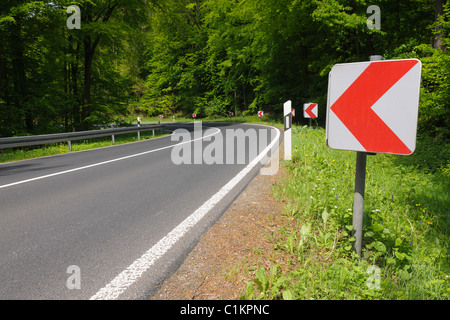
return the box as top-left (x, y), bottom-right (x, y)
top-left (352, 54), bottom-right (382, 258)
top-left (352, 151), bottom-right (367, 258)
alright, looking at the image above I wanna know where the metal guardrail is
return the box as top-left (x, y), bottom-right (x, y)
top-left (0, 124), bottom-right (166, 151)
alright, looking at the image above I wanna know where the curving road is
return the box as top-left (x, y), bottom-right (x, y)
top-left (0, 122), bottom-right (280, 300)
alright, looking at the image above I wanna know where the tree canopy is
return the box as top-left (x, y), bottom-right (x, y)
top-left (1, 0), bottom-right (448, 139)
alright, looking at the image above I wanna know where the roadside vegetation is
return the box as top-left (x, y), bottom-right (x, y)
top-left (243, 125), bottom-right (449, 300)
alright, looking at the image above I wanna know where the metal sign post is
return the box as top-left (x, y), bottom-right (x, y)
top-left (352, 151), bottom-right (367, 257)
top-left (352, 55), bottom-right (380, 257)
top-left (351, 55), bottom-right (380, 257)
top-left (326, 55), bottom-right (421, 258)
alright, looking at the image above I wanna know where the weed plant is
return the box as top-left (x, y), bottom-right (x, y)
top-left (244, 125), bottom-right (449, 300)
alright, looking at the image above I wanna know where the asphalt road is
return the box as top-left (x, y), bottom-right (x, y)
top-left (0, 122), bottom-right (281, 300)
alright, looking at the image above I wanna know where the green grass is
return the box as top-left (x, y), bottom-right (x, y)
top-left (244, 125), bottom-right (449, 300)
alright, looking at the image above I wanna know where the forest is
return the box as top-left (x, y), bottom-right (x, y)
top-left (0, 0), bottom-right (449, 140)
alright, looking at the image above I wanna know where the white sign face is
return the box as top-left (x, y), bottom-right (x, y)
top-left (304, 103), bottom-right (318, 118)
top-left (326, 59), bottom-right (422, 155)
top-left (284, 101), bottom-right (292, 160)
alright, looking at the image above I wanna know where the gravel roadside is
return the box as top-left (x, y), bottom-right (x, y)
top-left (150, 149), bottom-right (288, 300)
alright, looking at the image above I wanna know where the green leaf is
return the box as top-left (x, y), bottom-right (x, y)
top-left (322, 209), bottom-right (329, 225)
top-left (386, 258), bottom-right (397, 265)
top-left (255, 267), bottom-right (268, 291)
top-left (282, 290), bottom-right (294, 300)
top-left (365, 231), bottom-right (374, 238)
top-left (371, 241), bottom-right (386, 253)
top-left (372, 223), bottom-right (384, 232)
top-left (245, 282), bottom-right (254, 299)
top-left (395, 251), bottom-right (406, 260)
top-left (270, 265), bottom-right (279, 279)
top-left (300, 224), bottom-right (311, 238)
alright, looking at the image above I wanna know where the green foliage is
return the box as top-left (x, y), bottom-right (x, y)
top-left (0, 0), bottom-right (152, 136)
top-left (247, 125), bottom-right (449, 300)
top-left (137, 0), bottom-right (449, 135)
top-left (241, 265), bottom-right (289, 300)
top-left (1, 0), bottom-right (449, 139)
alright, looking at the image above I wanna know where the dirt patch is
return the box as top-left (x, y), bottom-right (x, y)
top-left (150, 152), bottom-right (290, 300)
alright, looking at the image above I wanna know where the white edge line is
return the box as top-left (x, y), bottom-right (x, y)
top-left (89, 126), bottom-right (281, 300)
top-left (0, 126), bottom-right (220, 190)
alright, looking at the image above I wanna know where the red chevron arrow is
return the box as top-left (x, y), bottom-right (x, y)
top-left (330, 60), bottom-right (419, 154)
top-left (305, 104), bottom-right (317, 118)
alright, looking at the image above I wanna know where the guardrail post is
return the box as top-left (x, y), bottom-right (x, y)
top-left (0, 124), bottom-right (166, 150)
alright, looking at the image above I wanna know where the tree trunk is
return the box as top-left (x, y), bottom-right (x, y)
top-left (10, 23), bottom-right (33, 132)
top-left (80, 3), bottom-right (118, 128)
top-left (82, 37), bottom-right (94, 125)
top-left (434, 0), bottom-right (446, 50)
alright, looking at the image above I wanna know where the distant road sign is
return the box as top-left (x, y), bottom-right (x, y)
top-left (192, 113), bottom-right (197, 118)
top-left (258, 111), bottom-right (264, 117)
top-left (304, 103), bottom-right (318, 118)
top-left (326, 59), bottom-right (422, 155)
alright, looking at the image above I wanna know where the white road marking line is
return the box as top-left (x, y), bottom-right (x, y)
top-left (0, 127), bottom-right (221, 190)
top-left (90, 127), bottom-right (280, 300)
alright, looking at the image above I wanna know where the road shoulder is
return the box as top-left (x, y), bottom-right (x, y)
top-left (151, 156), bottom-right (288, 300)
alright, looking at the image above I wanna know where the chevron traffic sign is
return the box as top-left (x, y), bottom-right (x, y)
top-left (304, 103), bottom-right (318, 118)
top-left (326, 59), bottom-right (422, 155)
